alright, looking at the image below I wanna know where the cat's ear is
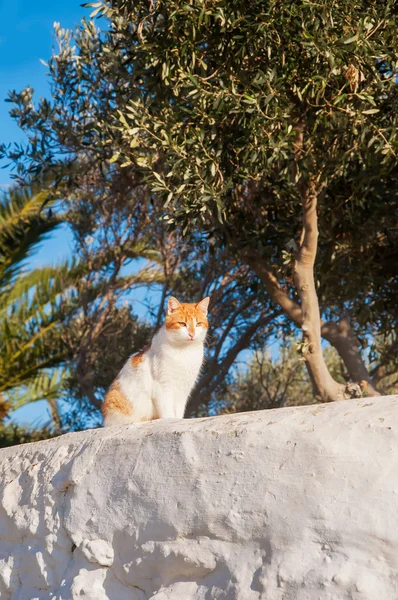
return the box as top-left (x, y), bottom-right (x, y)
top-left (167, 296), bottom-right (181, 315)
top-left (196, 296), bottom-right (210, 315)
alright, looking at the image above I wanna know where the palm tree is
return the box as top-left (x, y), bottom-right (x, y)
top-left (0, 179), bottom-right (74, 428)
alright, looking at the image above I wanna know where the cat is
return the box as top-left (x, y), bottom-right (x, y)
top-left (102, 296), bottom-right (210, 426)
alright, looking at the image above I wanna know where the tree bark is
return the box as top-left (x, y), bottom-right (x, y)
top-left (292, 183), bottom-right (349, 401)
top-left (321, 319), bottom-right (379, 396)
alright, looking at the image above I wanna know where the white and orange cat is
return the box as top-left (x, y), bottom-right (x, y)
top-left (102, 296), bottom-right (210, 426)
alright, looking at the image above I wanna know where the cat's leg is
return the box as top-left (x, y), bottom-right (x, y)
top-left (174, 395), bottom-right (188, 419)
top-left (152, 383), bottom-right (176, 419)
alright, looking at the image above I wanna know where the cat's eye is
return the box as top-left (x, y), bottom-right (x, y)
top-left (178, 322), bottom-right (187, 327)
top-left (196, 322), bottom-right (205, 327)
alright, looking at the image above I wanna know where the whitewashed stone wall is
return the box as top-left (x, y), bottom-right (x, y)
top-left (1, 395), bottom-right (397, 600)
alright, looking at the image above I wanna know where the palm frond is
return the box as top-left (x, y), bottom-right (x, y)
top-left (0, 179), bottom-right (62, 285)
top-left (4, 368), bottom-right (68, 412)
top-left (0, 260), bottom-right (79, 315)
top-left (0, 179), bottom-right (73, 409)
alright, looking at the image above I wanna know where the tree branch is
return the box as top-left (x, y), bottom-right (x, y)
top-left (241, 253), bottom-right (302, 326)
top-left (321, 319), bottom-right (379, 395)
top-left (188, 312), bottom-right (277, 414)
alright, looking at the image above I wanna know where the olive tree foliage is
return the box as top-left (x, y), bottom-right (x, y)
top-left (0, 0), bottom-right (397, 413)
top-left (100, 0), bottom-right (398, 401)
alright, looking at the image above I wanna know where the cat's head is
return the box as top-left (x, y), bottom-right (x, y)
top-left (165, 296), bottom-right (210, 345)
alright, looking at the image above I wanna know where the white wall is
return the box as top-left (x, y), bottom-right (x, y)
top-left (1, 395), bottom-right (397, 600)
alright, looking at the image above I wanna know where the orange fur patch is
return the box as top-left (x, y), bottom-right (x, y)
top-left (102, 381), bottom-right (133, 419)
top-left (130, 343), bottom-right (151, 368)
top-left (165, 303), bottom-right (208, 334)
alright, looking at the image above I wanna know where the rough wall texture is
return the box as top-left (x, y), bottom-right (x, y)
top-left (1, 395), bottom-right (397, 600)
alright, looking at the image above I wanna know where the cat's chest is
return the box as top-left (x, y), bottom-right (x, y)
top-left (152, 346), bottom-right (203, 383)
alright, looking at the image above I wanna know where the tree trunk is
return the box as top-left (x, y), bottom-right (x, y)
top-left (292, 184), bottom-right (349, 401)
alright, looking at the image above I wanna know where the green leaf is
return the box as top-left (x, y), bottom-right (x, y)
top-left (153, 172), bottom-right (164, 184)
top-left (337, 33), bottom-right (359, 45)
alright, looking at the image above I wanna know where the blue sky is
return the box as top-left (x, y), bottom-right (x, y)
top-left (0, 0), bottom-right (87, 426)
top-left (0, 0), bottom-right (87, 186)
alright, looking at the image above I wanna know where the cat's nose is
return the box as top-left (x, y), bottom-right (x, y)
top-left (188, 332), bottom-right (195, 340)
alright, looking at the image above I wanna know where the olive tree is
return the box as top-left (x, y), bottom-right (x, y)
top-left (102, 0), bottom-right (398, 401)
